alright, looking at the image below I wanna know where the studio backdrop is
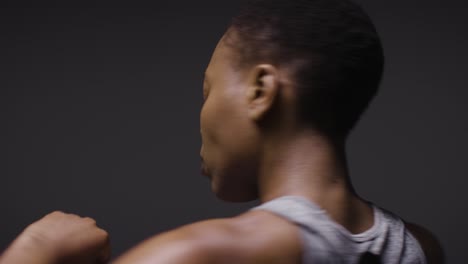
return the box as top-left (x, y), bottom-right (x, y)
top-left (1, 1), bottom-right (467, 262)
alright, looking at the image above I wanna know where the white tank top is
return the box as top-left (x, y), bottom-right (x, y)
top-left (249, 195), bottom-right (426, 264)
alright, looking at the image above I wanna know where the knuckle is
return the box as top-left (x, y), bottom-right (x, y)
top-left (83, 217), bottom-right (97, 225)
top-left (50, 210), bottom-right (65, 216)
top-left (68, 213), bottom-right (80, 218)
top-left (100, 228), bottom-right (109, 237)
top-left (99, 229), bottom-right (110, 241)
top-left (45, 211), bottom-right (66, 219)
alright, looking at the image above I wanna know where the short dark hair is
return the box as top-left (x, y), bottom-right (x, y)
top-left (226, 0), bottom-right (384, 138)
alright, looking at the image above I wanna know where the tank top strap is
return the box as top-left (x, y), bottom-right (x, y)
top-left (249, 195), bottom-right (426, 264)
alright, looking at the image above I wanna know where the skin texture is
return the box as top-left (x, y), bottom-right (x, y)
top-left (0, 211), bottom-right (110, 264)
top-left (112, 210), bottom-right (302, 264)
top-left (201, 29), bottom-right (376, 234)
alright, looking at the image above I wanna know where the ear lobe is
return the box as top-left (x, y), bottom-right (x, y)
top-left (247, 64), bottom-right (279, 121)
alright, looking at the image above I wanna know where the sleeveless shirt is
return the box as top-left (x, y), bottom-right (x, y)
top-left (249, 196), bottom-right (426, 264)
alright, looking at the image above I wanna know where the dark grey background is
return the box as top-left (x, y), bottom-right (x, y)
top-left (1, 1), bottom-right (467, 262)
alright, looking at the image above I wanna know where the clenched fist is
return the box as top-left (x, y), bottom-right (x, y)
top-left (0, 211), bottom-right (110, 264)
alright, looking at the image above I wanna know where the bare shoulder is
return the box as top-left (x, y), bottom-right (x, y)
top-left (405, 222), bottom-right (445, 264)
top-left (113, 210), bottom-right (302, 264)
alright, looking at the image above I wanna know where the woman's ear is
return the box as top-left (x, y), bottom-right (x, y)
top-left (246, 64), bottom-right (280, 121)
